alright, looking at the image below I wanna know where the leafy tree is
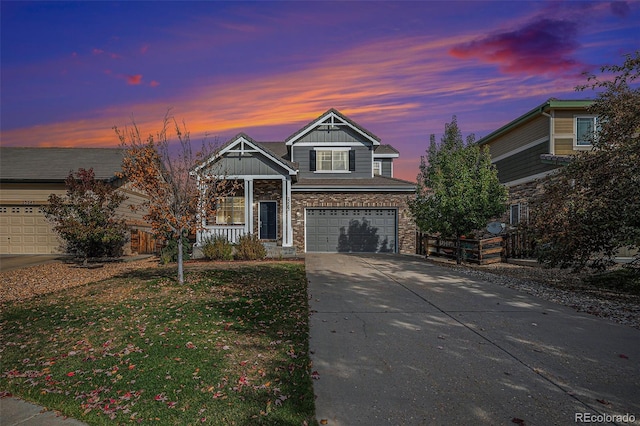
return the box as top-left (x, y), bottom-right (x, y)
top-left (41, 168), bottom-right (128, 262)
top-left (410, 116), bottom-right (507, 264)
top-left (115, 114), bottom-right (233, 284)
top-left (530, 52), bottom-right (640, 271)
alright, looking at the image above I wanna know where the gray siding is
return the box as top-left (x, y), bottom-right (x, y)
top-left (205, 153), bottom-right (288, 177)
top-left (495, 141), bottom-right (558, 183)
top-left (381, 159), bottom-right (393, 177)
top-left (296, 127), bottom-right (365, 144)
top-left (295, 144), bottom-right (373, 179)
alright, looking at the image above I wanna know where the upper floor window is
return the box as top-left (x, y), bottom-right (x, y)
top-left (575, 116), bottom-right (597, 147)
top-left (311, 148), bottom-right (354, 172)
top-left (373, 161), bottom-right (382, 176)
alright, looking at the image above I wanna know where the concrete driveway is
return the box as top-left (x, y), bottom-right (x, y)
top-left (0, 254), bottom-right (63, 272)
top-left (306, 253), bottom-right (640, 426)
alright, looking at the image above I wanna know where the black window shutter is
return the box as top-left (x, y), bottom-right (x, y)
top-left (309, 150), bottom-right (316, 171)
top-left (349, 150), bottom-right (356, 171)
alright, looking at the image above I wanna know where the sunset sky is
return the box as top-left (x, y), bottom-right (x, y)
top-left (1, 1), bottom-right (638, 181)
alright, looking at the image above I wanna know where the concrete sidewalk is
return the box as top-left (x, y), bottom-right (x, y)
top-left (1, 397), bottom-right (87, 426)
top-left (307, 253), bottom-right (640, 426)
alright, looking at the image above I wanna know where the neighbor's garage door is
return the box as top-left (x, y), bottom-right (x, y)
top-left (306, 208), bottom-right (397, 253)
top-left (0, 206), bottom-right (59, 254)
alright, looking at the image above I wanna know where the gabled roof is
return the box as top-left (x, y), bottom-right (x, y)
top-left (285, 108), bottom-right (381, 146)
top-left (193, 133), bottom-right (298, 176)
top-left (0, 147), bottom-right (124, 182)
top-left (374, 144), bottom-right (399, 157)
top-left (477, 98), bottom-right (593, 146)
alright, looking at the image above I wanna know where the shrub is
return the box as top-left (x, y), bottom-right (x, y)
top-left (41, 168), bottom-right (128, 262)
top-left (201, 235), bottom-right (234, 261)
top-left (235, 233), bottom-right (266, 261)
top-left (160, 235), bottom-right (191, 265)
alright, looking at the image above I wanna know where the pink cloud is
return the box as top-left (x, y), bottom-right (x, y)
top-left (140, 44), bottom-right (149, 54)
top-left (127, 74), bottom-right (143, 85)
top-left (149, 80), bottom-right (160, 87)
top-left (91, 47), bottom-right (122, 59)
top-left (449, 18), bottom-right (585, 76)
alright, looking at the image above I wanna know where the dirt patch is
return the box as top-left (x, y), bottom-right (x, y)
top-left (0, 257), bottom-right (157, 304)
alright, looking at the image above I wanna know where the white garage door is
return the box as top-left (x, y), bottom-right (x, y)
top-left (306, 208), bottom-right (397, 253)
top-left (0, 206), bottom-right (60, 254)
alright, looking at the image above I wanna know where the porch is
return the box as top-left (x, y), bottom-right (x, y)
top-left (195, 177), bottom-right (294, 248)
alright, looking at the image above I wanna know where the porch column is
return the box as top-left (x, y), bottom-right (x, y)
top-left (282, 177), bottom-right (293, 247)
top-left (245, 178), bottom-right (254, 235)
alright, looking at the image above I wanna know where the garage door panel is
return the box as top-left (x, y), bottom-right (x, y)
top-left (306, 208), bottom-right (397, 253)
top-left (1, 205), bottom-right (59, 254)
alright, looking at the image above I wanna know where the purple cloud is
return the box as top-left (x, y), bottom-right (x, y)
top-left (610, 1), bottom-right (631, 18)
top-left (450, 18), bottom-right (585, 76)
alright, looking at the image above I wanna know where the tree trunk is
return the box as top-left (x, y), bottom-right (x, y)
top-left (456, 235), bottom-right (462, 265)
top-left (177, 232), bottom-right (184, 284)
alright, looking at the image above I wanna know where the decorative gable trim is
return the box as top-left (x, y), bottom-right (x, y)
top-left (193, 133), bottom-right (298, 176)
top-left (285, 108), bottom-right (381, 146)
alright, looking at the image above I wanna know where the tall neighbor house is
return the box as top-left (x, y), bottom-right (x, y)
top-left (193, 108), bottom-right (417, 255)
top-left (476, 98), bottom-right (595, 226)
top-left (0, 147), bottom-right (153, 255)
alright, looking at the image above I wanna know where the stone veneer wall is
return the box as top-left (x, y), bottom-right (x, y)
top-left (291, 192), bottom-right (416, 254)
top-left (499, 178), bottom-right (548, 224)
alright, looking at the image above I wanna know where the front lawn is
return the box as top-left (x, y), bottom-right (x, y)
top-left (0, 262), bottom-right (316, 425)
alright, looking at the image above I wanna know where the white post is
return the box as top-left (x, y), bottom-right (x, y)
top-left (245, 178), bottom-right (253, 235)
top-left (282, 177), bottom-right (293, 247)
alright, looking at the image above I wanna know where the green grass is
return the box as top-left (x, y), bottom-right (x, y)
top-left (1, 263), bottom-right (316, 425)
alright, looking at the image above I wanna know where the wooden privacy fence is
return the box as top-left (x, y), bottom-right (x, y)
top-left (416, 230), bottom-right (536, 264)
top-left (503, 230), bottom-right (536, 259)
top-left (416, 234), bottom-right (504, 265)
top-left (130, 229), bottom-right (159, 254)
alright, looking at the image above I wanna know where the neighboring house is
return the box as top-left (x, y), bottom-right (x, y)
top-left (476, 98), bottom-right (595, 226)
top-left (193, 108), bottom-right (416, 254)
top-left (0, 147), bottom-right (153, 255)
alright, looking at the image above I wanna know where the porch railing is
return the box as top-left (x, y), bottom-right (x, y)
top-left (199, 225), bottom-right (247, 244)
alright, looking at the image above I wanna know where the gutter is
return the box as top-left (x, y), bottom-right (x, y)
top-left (292, 185), bottom-right (415, 192)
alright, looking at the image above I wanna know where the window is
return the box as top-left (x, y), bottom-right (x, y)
top-left (215, 197), bottom-right (245, 224)
top-left (575, 116), bottom-right (597, 147)
top-left (316, 149), bottom-right (348, 171)
top-left (510, 203), bottom-right (528, 225)
top-left (373, 161), bottom-right (382, 176)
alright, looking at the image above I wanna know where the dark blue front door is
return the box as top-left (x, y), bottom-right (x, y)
top-left (259, 201), bottom-right (277, 240)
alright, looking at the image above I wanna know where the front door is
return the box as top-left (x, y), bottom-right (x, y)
top-left (259, 201), bottom-right (277, 240)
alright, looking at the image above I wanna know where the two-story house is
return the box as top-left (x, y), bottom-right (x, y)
top-left (476, 99), bottom-right (595, 225)
top-left (193, 108), bottom-right (416, 254)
